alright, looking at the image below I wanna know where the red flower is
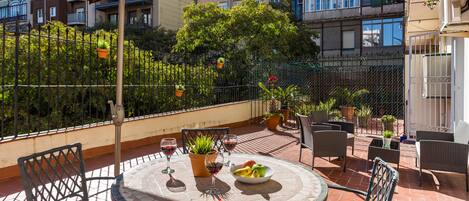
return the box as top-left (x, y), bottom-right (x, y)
top-left (268, 74), bottom-right (278, 83)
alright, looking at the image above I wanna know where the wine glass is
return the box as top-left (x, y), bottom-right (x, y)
top-left (160, 138), bottom-right (177, 174)
top-left (204, 152), bottom-right (224, 195)
top-left (223, 134), bottom-right (238, 167)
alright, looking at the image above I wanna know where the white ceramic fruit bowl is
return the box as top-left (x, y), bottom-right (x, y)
top-left (230, 164), bottom-right (274, 184)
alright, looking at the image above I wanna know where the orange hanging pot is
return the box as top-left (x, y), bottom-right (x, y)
top-left (175, 89), bottom-right (184, 97)
top-left (96, 48), bottom-right (109, 59)
top-left (216, 57), bottom-right (225, 69)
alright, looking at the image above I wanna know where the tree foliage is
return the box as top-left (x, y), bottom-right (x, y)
top-left (174, 0), bottom-right (318, 61)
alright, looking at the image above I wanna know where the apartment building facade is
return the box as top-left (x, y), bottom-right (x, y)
top-left (93, 0), bottom-right (192, 30)
top-left (300, 0), bottom-right (405, 56)
top-left (0, 0), bottom-right (29, 26)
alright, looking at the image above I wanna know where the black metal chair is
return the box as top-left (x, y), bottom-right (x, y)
top-left (328, 157), bottom-right (399, 201)
top-left (17, 143), bottom-right (115, 201)
top-left (181, 127), bottom-right (230, 154)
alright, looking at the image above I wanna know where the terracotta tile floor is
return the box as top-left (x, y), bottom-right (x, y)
top-left (1, 124), bottom-right (468, 201)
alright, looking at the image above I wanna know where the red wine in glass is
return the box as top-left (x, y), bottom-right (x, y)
top-left (223, 140), bottom-right (237, 151)
top-left (162, 145), bottom-right (176, 156)
top-left (206, 162), bottom-right (224, 175)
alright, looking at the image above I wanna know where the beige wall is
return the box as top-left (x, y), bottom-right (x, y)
top-left (0, 101), bottom-right (265, 169)
top-left (406, 0), bottom-right (440, 39)
top-left (158, 0), bottom-right (192, 30)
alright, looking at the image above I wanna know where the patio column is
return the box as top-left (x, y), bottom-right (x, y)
top-left (451, 37), bottom-right (469, 126)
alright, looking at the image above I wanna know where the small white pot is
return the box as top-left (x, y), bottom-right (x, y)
top-left (383, 137), bottom-right (392, 149)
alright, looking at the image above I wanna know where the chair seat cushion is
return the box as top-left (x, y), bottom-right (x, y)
top-left (347, 133), bottom-right (354, 139)
top-left (415, 141), bottom-right (420, 157)
top-left (454, 120), bottom-right (469, 144)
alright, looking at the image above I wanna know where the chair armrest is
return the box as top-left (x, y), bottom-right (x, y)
top-left (319, 123), bottom-right (342, 130)
top-left (419, 140), bottom-right (469, 172)
top-left (328, 121), bottom-right (355, 134)
top-left (311, 124), bottom-right (333, 132)
top-left (416, 131), bottom-right (454, 142)
top-left (86, 176), bottom-right (116, 181)
top-left (327, 183), bottom-right (367, 196)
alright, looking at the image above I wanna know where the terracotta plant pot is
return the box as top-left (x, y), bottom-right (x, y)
top-left (281, 109), bottom-right (289, 124)
top-left (265, 115), bottom-right (281, 131)
top-left (216, 62), bottom-right (224, 69)
top-left (340, 106), bottom-right (355, 121)
top-left (175, 89), bottom-right (184, 97)
top-left (358, 116), bottom-right (369, 128)
top-left (382, 122), bottom-right (394, 132)
top-left (96, 48), bottom-right (109, 59)
top-left (189, 151), bottom-right (217, 177)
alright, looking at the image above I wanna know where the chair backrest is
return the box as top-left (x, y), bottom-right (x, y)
top-left (17, 143), bottom-right (88, 201)
top-left (297, 114), bottom-right (314, 148)
top-left (309, 111), bottom-right (329, 124)
top-left (181, 128), bottom-right (230, 154)
top-left (365, 157), bottom-right (399, 201)
top-left (312, 130), bottom-right (347, 156)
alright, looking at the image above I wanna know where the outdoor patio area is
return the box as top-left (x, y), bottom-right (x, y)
top-left (1, 124), bottom-right (467, 201)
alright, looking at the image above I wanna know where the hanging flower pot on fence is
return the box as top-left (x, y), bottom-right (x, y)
top-left (96, 41), bottom-right (110, 59)
top-left (216, 57), bottom-right (225, 69)
top-left (175, 84), bottom-right (185, 97)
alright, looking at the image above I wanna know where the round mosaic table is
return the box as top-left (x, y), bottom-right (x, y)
top-left (111, 153), bottom-right (328, 201)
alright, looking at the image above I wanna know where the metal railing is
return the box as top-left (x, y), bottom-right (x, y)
top-left (67, 12), bottom-right (86, 25)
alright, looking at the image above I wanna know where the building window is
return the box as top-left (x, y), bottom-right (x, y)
top-left (362, 18), bottom-right (402, 47)
top-left (109, 13), bottom-right (117, 25)
top-left (218, 2), bottom-right (229, 9)
top-left (305, 0), bottom-right (360, 11)
top-left (342, 30), bottom-right (355, 49)
top-left (49, 7), bottom-right (56, 18)
top-left (142, 9), bottom-right (151, 26)
top-left (128, 11), bottom-right (137, 25)
top-left (37, 9), bottom-right (43, 24)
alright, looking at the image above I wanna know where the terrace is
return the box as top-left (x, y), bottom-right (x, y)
top-left (0, 5), bottom-right (468, 201)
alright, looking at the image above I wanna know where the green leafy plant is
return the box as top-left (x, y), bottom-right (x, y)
top-left (273, 85), bottom-right (300, 109)
top-left (356, 105), bottom-right (372, 118)
top-left (383, 130), bottom-right (393, 138)
top-left (188, 135), bottom-right (214, 154)
top-left (175, 84), bottom-right (186, 91)
top-left (316, 98), bottom-right (336, 113)
top-left (294, 103), bottom-right (316, 116)
top-left (97, 40), bottom-right (110, 50)
top-left (330, 88), bottom-right (369, 107)
top-left (381, 115), bottom-right (396, 123)
top-left (329, 109), bottom-right (343, 121)
top-left (423, 0), bottom-right (438, 9)
top-left (217, 57), bottom-right (225, 64)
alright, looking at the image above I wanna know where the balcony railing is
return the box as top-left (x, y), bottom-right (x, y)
top-left (95, 0), bottom-right (152, 10)
top-left (67, 12), bottom-right (86, 25)
top-left (0, 3), bottom-right (27, 22)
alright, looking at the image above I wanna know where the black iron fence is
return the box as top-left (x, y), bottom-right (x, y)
top-left (0, 21), bottom-right (405, 141)
top-left (0, 21), bottom-right (258, 141)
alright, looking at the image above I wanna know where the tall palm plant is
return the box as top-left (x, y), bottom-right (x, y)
top-left (330, 88), bottom-right (369, 107)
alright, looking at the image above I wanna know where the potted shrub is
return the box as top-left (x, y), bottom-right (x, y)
top-left (381, 115), bottom-right (396, 132)
top-left (356, 105), bottom-right (372, 128)
top-left (274, 85), bottom-right (300, 124)
top-left (216, 57), bottom-right (225, 69)
top-left (96, 41), bottom-right (110, 59)
top-left (188, 135), bottom-right (218, 177)
top-left (259, 82), bottom-right (283, 131)
top-left (382, 130), bottom-right (393, 149)
top-left (330, 88), bottom-right (369, 121)
top-left (175, 84), bottom-right (185, 97)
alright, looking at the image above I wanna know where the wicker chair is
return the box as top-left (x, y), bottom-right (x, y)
top-left (328, 157), bottom-right (399, 201)
top-left (181, 128), bottom-right (230, 154)
top-left (309, 111), bottom-right (355, 155)
top-left (297, 114), bottom-right (348, 172)
top-left (415, 130), bottom-right (469, 191)
top-left (17, 143), bottom-right (115, 201)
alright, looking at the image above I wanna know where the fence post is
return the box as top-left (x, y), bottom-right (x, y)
top-left (13, 18), bottom-right (19, 137)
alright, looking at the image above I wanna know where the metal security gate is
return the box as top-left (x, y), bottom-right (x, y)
top-left (407, 32), bottom-right (452, 137)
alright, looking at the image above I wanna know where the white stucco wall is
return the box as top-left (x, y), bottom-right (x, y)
top-left (0, 101), bottom-right (266, 169)
top-left (451, 37), bottom-right (469, 126)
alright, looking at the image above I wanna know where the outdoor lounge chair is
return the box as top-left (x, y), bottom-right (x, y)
top-left (328, 157), bottom-right (399, 201)
top-left (297, 114), bottom-right (348, 172)
top-left (17, 143), bottom-right (115, 201)
top-left (181, 127), bottom-right (230, 154)
top-left (310, 111), bottom-right (355, 155)
top-left (415, 122), bottom-right (469, 191)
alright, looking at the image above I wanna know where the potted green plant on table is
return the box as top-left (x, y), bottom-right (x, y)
top-left (356, 105), bottom-right (372, 128)
top-left (188, 135), bottom-right (217, 177)
top-left (175, 84), bottom-right (185, 97)
top-left (381, 115), bottom-right (396, 132)
top-left (382, 130), bottom-right (393, 149)
top-left (330, 88), bottom-right (369, 121)
top-left (274, 85), bottom-right (300, 124)
top-left (96, 41), bottom-right (110, 59)
top-left (259, 82), bottom-right (283, 131)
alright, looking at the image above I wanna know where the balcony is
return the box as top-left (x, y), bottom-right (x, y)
top-left (0, 3), bottom-right (27, 22)
top-left (304, 7), bottom-right (361, 21)
top-left (303, 2), bottom-right (404, 22)
top-left (95, 0), bottom-right (152, 10)
top-left (67, 12), bottom-right (86, 25)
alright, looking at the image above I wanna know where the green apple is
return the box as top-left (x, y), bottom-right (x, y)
top-left (252, 164), bottom-right (267, 177)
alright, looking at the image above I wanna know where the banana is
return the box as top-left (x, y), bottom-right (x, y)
top-left (234, 167), bottom-right (252, 177)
